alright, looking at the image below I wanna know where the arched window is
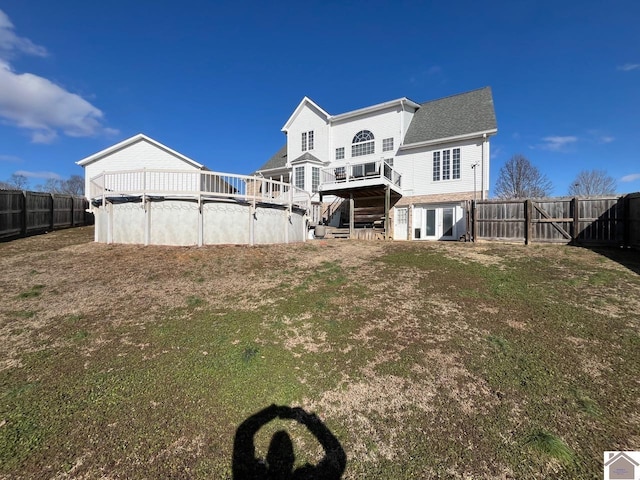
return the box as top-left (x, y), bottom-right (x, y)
top-left (351, 130), bottom-right (375, 157)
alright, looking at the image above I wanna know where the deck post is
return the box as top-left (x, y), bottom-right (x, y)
top-left (349, 193), bottom-right (354, 238)
top-left (144, 199), bottom-right (150, 246)
top-left (107, 202), bottom-right (113, 244)
top-left (384, 185), bottom-right (390, 240)
top-left (197, 195), bottom-right (203, 247)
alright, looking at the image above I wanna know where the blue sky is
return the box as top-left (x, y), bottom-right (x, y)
top-left (0, 0), bottom-right (638, 195)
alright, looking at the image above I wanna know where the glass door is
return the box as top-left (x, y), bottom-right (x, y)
top-left (425, 209), bottom-right (437, 239)
top-left (442, 207), bottom-right (454, 239)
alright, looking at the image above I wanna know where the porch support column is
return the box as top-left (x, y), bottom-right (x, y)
top-left (349, 193), bottom-right (354, 239)
top-left (384, 185), bottom-right (390, 240)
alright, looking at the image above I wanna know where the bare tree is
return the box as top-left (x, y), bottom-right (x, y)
top-left (35, 175), bottom-right (84, 196)
top-left (35, 178), bottom-right (63, 193)
top-left (61, 175), bottom-right (84, 196)
top-left (5, 173), bottom-right (29, 190)
top-left (494, 154), bottom-right (553, 198)
top-left (568, 170), bottom-right (616, 196)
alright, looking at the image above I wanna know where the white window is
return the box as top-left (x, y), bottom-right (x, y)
top-left (301, 131), bottom-right (314, 151)
top-left (382, 137), bottom-right (394, 152)
top-left (452, 148), bottom-right (461, 179)
top-left (312, 167), bottom-right (320, 192)
top-left (442, 150), bottom-right (450, 180)
top-left (294, 166), bottom-right (305, 190)
top-left (352, 130), bottom-right (375, 157)
top-left (335, 147), bottom-right (344, 160)
top-left (433, 148), bottom-right (461, 181)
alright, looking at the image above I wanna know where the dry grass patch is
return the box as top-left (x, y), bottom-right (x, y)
top-left (1, 228), bottom-right (639, 479)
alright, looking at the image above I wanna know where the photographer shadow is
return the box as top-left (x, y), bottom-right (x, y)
top-left (232, 404), bottom-right (346, 479)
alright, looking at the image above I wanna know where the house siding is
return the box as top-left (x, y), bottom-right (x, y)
top-left (287, 104), bottom-right (329, 166)
top-left (395, 138), bottom-right (487, 198)
top-left (83, 139), bottom-right (201, 198)
top-left (330, 105), bottom-right (404, 166)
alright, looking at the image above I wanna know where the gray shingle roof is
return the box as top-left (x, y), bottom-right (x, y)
top-left (403, 87), bottom-right (497, 145)
top-left (256, 144), bottom-right (287, 172)
top-left (291, 152), bottom-right (322, 164)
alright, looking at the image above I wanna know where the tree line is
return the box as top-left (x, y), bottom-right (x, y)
top-left (494, 154), bottom-right (617, 199)
top-left (0, 174), bottom-right (84, 196)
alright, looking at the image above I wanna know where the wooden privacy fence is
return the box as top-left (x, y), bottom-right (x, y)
top-left (0, 190), bottom-right (91, 240)
top-left (472, 194), bottom-right (640, 247)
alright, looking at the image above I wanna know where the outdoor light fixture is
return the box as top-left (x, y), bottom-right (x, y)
top-left (471, 162), bottom-right (479, 201)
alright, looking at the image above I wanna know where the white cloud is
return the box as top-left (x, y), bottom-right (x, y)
top-left (0, 153), bottom-right (21, 163)
top-left (0, 9), bottom-right (117, 143)
top-left (540, 135), bottom-right (578, 151)
top-left (0, 10), bottom-right (47, 58)
top-left (14, 169), bottom-right (61, 180)
top-left (621, 173), bottom-right (640, 183)
top-left (617, 63), bottom-right (640, 72)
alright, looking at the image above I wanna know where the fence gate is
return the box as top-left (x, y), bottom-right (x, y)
top-left (473, 196), bottom-right (629, 246)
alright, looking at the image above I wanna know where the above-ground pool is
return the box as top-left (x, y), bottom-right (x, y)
top-left (89, 169), bottom-right (311, 246)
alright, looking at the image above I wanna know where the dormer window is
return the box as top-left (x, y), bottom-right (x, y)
top-left (352, 130), bottom-right (375, 157)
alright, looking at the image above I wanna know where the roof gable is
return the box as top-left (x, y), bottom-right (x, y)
top-left (402, 87), bottom-right (497, 147)
top-left (281, 97), bottom-right (330, 132)
top-left (76, 133), bottom-right (205, 169)
top-left (290, 152), bottom-right (324, 165)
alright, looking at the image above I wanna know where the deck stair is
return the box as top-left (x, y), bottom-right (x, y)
top-left (323, 227), bottom-right (351, 239)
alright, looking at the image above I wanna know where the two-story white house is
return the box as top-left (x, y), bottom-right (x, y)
top-left (255, 87), bottom-right (497, 240)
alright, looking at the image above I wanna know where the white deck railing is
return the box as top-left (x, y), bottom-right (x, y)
top-left (320, 160), bottom-right (401, 188)
top-left (89, 169), bottom-right (311, 212)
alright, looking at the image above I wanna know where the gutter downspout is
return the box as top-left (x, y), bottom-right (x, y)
top-left (481, 133), bottom-right (487, 200)
top-left (400, 99), bottom-right (405, 140)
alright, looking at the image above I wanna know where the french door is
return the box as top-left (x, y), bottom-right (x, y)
top-left (414, 206), bottom-right (457, 240)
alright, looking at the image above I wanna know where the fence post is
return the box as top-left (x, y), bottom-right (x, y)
top-left (471, 200), bottom-right (477, 242)
top-left (70, 196), bottom-right (75, 227)
top-left (572, 197), bottom-right (579, 245)
top-left (525, 199), bottom-right (532, 245)
top-left (622, 194), bottom-right (630, 248)
top-left (49, 193), bottom-right (55, 232)
top-left (21, 190), bottom-right (28, 237)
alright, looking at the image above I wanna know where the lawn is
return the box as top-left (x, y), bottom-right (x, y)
top-left (1, 227), bottom-right (639, 479)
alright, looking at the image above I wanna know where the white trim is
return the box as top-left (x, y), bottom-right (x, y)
top-left (281, 97), bottom-right (330, 132)
top-left (76, 133), bottom-right (205, 169)
top-left (329, 98), bottom-right (420, 123)
top-left (399, 129), bottom-right (497, 150)
top-left (282, 97), bottom-right (421, 132)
